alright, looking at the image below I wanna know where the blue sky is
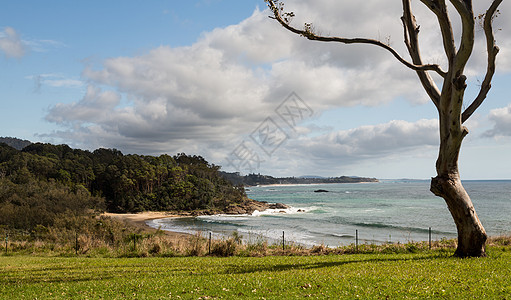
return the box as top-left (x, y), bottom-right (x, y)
top-left (1, 0), bottom-right (510, 179)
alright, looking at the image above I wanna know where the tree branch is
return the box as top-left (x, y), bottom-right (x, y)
top-left (449, 0), bottom-right (472, 18)
top-left (420, 0), bottom-right (456, 63)
top-left (266, 0), bottom-right (447, 78)
top-left (401, 0), bottom-right (441, 107)
top-left (449, 0), bottom-right (475, 73)
top-left (462, 0), bottom-right (503, 123)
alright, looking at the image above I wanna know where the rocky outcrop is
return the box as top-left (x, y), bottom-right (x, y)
top-left (185, 199), bottom-right (290, 216)
top-left (224, 199), bottom-right (289, 215)
top-left (268, 202), bottom-right (289, 210)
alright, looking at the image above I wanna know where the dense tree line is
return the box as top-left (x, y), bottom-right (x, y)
top-left (220, 172), bottom-right (378, 186)
top-left (0, 142), bottom-right (246, 229)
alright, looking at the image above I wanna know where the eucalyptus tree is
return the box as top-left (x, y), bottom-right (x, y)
top-left (266, 0), bottom-right (503, 257)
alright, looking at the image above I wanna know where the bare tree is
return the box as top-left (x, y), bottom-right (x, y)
top-left (266, 0), bottom-right (503, 257)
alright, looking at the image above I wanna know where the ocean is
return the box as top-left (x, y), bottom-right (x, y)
top-left (147, 180), bottom-right (511, 247)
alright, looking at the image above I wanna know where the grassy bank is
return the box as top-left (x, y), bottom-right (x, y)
top-left (2, 249), bottom-right (511, 299)
top-left (2, 215), bottom-right (510, 258)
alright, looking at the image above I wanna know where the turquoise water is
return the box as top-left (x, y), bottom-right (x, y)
top-left (148, 180), bottom-right (511, 246)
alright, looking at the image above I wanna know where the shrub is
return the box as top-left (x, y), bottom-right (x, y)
top-left (187, 233), bottom-right (206, 256)
top-left (211, 238), bottom-right (237, 257)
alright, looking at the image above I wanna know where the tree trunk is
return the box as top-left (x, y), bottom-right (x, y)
top-left (431, 175), bottom-right (487, 257)
top-left (430, 106), bottom-right (487, 257)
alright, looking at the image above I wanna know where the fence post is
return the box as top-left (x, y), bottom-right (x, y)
top-left (282, 231), bottom-right (285, 251)
top-left (4, 234), bottom-right (8, 254)
top-left (75, 231), bottom-right (78, 255)
top-left (356, 230), bottom-right (358, 252)
top-left (429, 227), bottom-right (432, 250)
top-left (208, 232), bottom-right (212, 255)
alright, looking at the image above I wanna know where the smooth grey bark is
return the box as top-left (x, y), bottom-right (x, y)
top-left (266, 0), bottom-right (503, 257)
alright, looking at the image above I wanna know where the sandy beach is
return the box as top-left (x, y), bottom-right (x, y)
top-left (102, 212), bottom-right (192, 242)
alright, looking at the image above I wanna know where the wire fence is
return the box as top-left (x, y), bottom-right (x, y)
top-left (193, 226), bottom-right (448, 253)
top-left (1, 226), bottom-right (456, 257)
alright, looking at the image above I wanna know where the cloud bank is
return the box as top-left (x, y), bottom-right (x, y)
top-left (43, 1), bottom-right (511, 176)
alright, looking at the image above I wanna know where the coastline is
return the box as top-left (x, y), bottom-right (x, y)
top-left (102, 212), bottom-right (192, 242)
top-left (100, 198), bottom-right (289, 241)
top-left (254, 181), bottom-right (380, 187)
top-left (102, 211), bottom-right (510, 248)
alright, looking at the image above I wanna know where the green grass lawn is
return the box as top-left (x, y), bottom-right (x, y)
top-left (1, 249), bottom-right (511, 299)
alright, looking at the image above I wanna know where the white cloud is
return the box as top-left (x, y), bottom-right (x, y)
top-left (485, 104), bottom-right (511, 137)
top-left (297, 119), bottom-right (438, 161)
top-left (24, 39), bottom-right (67, 53)
top-left (27, 74), bottom-right (84, 92)
top-left (0, 26), bottom-right (69, 59)
top-left (0, 27), bottom-right (25, 58)
top-left (45, 78), bottom-right (83, 88)
top-left (83, 44), bottom-right (272, 121)
top-left (46, 85), bottom-right (121, 124)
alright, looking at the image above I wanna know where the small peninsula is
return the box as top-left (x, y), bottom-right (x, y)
top-left (220, 172), bottom-right (379, 186)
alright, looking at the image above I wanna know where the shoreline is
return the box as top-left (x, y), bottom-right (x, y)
top-left (102, 212), bottom-right (193, 242)
top-left (100, 199), bottom-right (289, 242)
top-left (102, 211), bottom-right (510, 248)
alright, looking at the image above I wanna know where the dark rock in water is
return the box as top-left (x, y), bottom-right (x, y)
top-left (314, 189), bottom-right (329, 193)
top-left (268, 203), bottom-right (289, 210)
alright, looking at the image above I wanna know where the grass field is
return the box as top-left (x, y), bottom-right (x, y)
top-left (2, 248), bottom-right (511, 299)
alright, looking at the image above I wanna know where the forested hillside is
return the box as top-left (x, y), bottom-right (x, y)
top-left (0, 142), bottom-right (246, 230)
